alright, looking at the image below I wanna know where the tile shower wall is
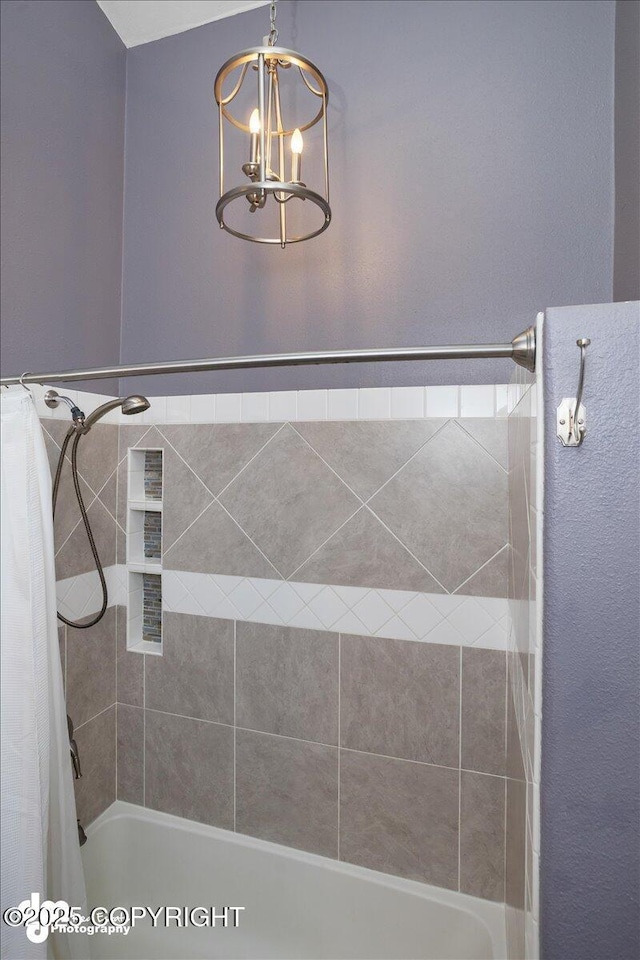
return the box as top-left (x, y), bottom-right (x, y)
top-left (43, 415), bottom-right (121, 827)
top-left (42, 383), bottom-right (513, 901)
top-left (506, 363), bottom-right (541, 959)
top-left (111, 396), bottom-right (512, 900)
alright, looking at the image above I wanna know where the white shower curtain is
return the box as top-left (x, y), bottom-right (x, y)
top-left (1, 387), bottom-right (87, 960)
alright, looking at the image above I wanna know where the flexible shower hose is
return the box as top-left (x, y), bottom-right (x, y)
top-left (52, 427), bottom-right (108, 628)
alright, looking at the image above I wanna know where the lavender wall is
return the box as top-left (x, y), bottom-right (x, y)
top-left (120, 0), bottom-right (615, 396)
top-left (614, 0), bottom-right (640, 301)
top-left (541, 301), bottom-right (640, 959)
top-left (0, 0), bottom-right (125, 393)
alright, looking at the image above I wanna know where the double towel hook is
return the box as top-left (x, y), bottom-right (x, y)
top-left (557, 338), bottom-right (591, 447)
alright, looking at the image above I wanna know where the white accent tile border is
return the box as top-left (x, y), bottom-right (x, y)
top-left (162, 570), bottom-right (509, 649)
top-left (35, 383), bottom-right (510, 426)
top-left (56, 564), bottom-right (508, 649)
top-left (56, 565), bottom-right (126, 621)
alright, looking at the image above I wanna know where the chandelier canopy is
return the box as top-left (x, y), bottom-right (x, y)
top-left (214, 1), bottom-right (330, 248)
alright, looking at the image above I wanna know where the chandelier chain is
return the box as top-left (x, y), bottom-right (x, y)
top-left (268, 0), bottom-right (278, 45)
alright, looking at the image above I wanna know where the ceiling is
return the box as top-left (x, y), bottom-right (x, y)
top-left (96, 1), bottom-right (270, 48)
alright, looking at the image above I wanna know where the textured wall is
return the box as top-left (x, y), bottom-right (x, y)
top-left (0, 0), bottom-right (125, 393)
top-left (614, 0), bottom-right (640, 301)
top-left (541, 302), bottom-right (640, 959)
top-left (120, 0), bottom-right (615, 396)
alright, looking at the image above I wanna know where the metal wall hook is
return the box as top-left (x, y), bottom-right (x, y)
top-left (557, 338), bottom-right (591, 447)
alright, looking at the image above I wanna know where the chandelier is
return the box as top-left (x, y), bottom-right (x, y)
top-left (214, 1), bottom-right (331, 247)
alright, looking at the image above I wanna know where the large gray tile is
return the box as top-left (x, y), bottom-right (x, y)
top-left (219, 424), bottom-right (360, 577)
top-left (455, 545), bottom-right (509, 598)
top-left (161, 437), bottom-right (214, 552)
top-left (295, 507), bottom-right (444, 593)
top-left (116, 605), bottom-right (143, 707)
top-left (71, 423), bottom-right (118, 496)
top-left (461, 647), bottom-right (506, 775)
top-left (506, 775), bottom-right (526, 908)
top-left (74, 705), bottom-right (116, 826)
top-left (51, 464), bottom-right (97, 552)
top-left (146, 613), bottom-right (234, 723)
top-left (41, 419), bottom-right (73, 450)
top-left (159, 423), bottom-right (280, 496)
top-left (67, 607), bottom-right (116, 728)
top-left (118, 423), bottom-right (152, 461)
top-left (294, 421), bottom-right (443, 500)
top-left (44, 421), bottom-right (119, 496)
top-left (370, 421), bottom-right (508, 592)
top-left (460, 771), bottom-right (505, 901)
top-left (341, 634), bottom-right (459, 766)
top-left (117, 704), bottom-right (143, 804)
top-left (340, 751), bottom-right (459, 888)
top-left (145, 710), bottom-right (234, 828)
top-left (163, 500), bottom-right (279, 578)
top-left (237, 622), bottom-right (338, 744)
top-left (458, 419), bottom-right (508, 470)
top-left (236, 730), bottom-right (338, 857)
top-left (55, 496), bottom-right (117, 579)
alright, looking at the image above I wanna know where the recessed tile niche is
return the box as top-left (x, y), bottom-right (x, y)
top-left (127, 448), bottom-right (163, 654)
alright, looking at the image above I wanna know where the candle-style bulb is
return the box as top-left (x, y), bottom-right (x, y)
top-left (291, 128), bottom-right (303, 182)
top-left (248, 108), bottom-right (260, 167)
top-left (291, 128), bottom-right (303, 155)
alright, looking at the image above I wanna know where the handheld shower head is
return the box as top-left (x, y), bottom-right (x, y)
top-left (82, 395), bottom-right (150, 430)
top-left (44, 390), bottom-right (150, 431)
top-left (121, 395), bottom-right (151, 417)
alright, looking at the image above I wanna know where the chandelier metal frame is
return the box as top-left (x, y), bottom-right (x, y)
top-left (214, 7), bottom-right (331, 248)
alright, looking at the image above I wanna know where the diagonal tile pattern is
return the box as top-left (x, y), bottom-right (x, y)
top-left (114, 415), bottom-right (509, 599)
top-left (370, 421), bottom-right (508, 592)
top-left (219, 424), bottom-right (361, 577)
top-left (163, 501), bottom-right (279, 578)
top-left (293, 506), bottom-right (444, 592)
top-left (293, 420), bottom-right (444, 500)
top-left (159, 423), bottom-right (281, 496)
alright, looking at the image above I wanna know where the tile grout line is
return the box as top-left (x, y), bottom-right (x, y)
top-left (212, 422), bottom-right (287, 500)
top-left (211, 498), bottom-right (286, 581)
top-left (285, 504), bottom-right (365, 582)
top-left (362, 504), bottom-right (449, 595)
top-left (452, 543), bottom-right (509, 596)
top-left (74, 701), bottom-right (115, 734)
top-left (139, 705), bottom-right (507, 779)
top-left (361, 418), bottom-right (451, 506)
top-left (289, 423), bottom-right (366, 507)
top-left (455, 419), bottom-right (509, 475)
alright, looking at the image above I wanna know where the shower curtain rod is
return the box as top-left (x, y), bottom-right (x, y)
top-left (0, 327), bottom-right (535, 386)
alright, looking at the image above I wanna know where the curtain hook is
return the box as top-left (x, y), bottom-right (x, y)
top-left (19, 371), bottom-right (33, 393)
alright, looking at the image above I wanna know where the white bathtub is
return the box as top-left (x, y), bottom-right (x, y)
top-left (81, 801), bottom-right (506, 960)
